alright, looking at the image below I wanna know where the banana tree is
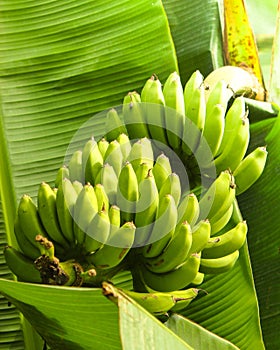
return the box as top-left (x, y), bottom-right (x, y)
top-left (0, 0), bottom-right (279, 349)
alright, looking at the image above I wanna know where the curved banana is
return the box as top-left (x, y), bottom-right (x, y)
top-left (169, 288), bottom-right (200, 312)
top-left (127, 137), bottom-right (154, 171)
top-left (210, 203), bottom-right (233, 235)
top-left (153, 152), bottom-right (172, 190)
top-left (134, 170), bottom-right (159, 247)
top-left (141, 75), bottom-right (168, 145)
top-left (233, 146), bottom-right (268, 195)
top-left (37, 182), bottom-right (69, 247)
top-left (82, 137), bottom-right (103, 185)
top-left (68, 150), bottom-right (83, 183)
top-left (116, 161), bottom-right (139, 223)
top-left (142, 194), bottom-right (177, 258)
top-left (205, 79), bottom-right (231, 115)
top-left (74, 183), bottom-right (99, 246)
top-left (183, 70), bottom-right (204, 111)
top-left (158, 172), bottom-right (181, 207)
top-left (202, 221), bottom-right (248, 258)
top-left (94, 183), bottom-right (110, 212)
top-left (163, 72), bottom-right (185, 150)
top-left (108, 205), bottom-right (121, 234)
top-left (140, 253), bottom-right (201, 292)
top-left (177, 192), bottom-right (200, 228)
top-left (97, 137), bottom-right (109, 158)
top-left (123, 91), bottom-right (150, 139)
top-left (135, 162), bottom-right (151, 184)
top-left (89, 221), bottom-right (136, 269)
top-left (55, 166), bottom-right (69, 188)
top-left (4, 246), bottom-right (42, 283)
top-left (105, 108), bottom-right (128, 142)
top-left (117, 133), bottom-right (132, 160)
top-left (56, 178), bottom-right (78, 244)
top-left (144, 221), bottom-right (192, 273)
top-left (199, 250), bottom-right (239, 274)
top-left (72, 180), bottom-right (83, 195)
top-left (189, 219), bottom-right (211, 254)
top-left (98, 163), bottom-right (118, 205)
top-left (103, 139), bottom-right (123, 177)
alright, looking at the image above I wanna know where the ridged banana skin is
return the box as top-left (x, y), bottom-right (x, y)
top-left (108, 205), bottom-right (121, 234)
top-left (183, 70), bottom-right (204, 111)
top-left (98, 163), bottom-right (118, 205)
top-left (17, 194), bottom-right (49, 247)
top-left (189, 219), bottom-right (211, 254)
top-left (141, 253), bottom-right (201, 292)
top-left (141, 75), bottom-right (168, 145)
top-left (199, 250), bottom-right (239, 274)
top-left (37, 182), bottom-right (69, 247)
top-left (14, 216), bottom-right (41, 260)
top-left (202, 221), bottom-right (248, 258)
top-left (134, 171), bottom-right (159, 247)
top-left (135, 162), bottom-right (151, 184)
top-left (84, 209), bottom-right (111, 254)
top-left (97, 138), bottom-right (109, 158)
top-left (210, 204), bottom-right (233, 235)
top-left (152, 153), bottom-right (172, 190)
top-left (177, 193), bottom-right (200, 228)
top-left (55, 166), bottom-right (69, 188)
top-left (94, 183), bottom-right (110, 212)
top-left (82, 138), bottom-right (103, 185)
top-left (127, 138), bottom-right (154, 171)
top-left (117, 133), bottom-right (132, 160)
top-left (163, 72), bottom-right (185, 150)
top-left (103, 140), bottom-right (123, 177)
top-left (123, 91), bottom-right (150, 139)
top-left (205, 79), bottom-right (230, 115)
top-left (105, 108), bottom-right (128, 142)
top-left (142, 194), bottom-right (177, 258)
top-left (144, 221), bottom-right (192, 273)
top-left (74, 183), bottom-right (98, 246)
top-left (68, 150), bottom-right (83, 183)
top-left (4, 246), bottom-right (42, 283)
top-left (169, 288), bottom-right (199, 312)
top-left (233, 146), bottom-right (268, 195)
top-left (158, 172), bottom-right (181, 207)
top-left (116, 161), bottom-right (139, 223)
top-left (89, 221), bottom-right (136, 269)
top-left (56, 178), bottom-right (78, 243)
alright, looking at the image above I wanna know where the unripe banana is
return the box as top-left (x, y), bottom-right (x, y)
top-left (169, 288), bottom-right (199, 312)
top-left (142, 194), bottom-right (177, 258)
top-left (199, 250), bottom-right (239, 274)
top-left (177, 193), bottom-right (200, 228)
top-left (98, 163), bottom-right (118, 205)
top-left (108, 205), bottom-right (121, 235)
top-left (89, 221), bottom-right (136, 269)
top-left (233, 146), bottom-right (268, 195)
top-left (94, 183), bottom-right (110, 212)
top-left (140, 253), bottom-right (201, 292)
top-left (56, 178), bottom-right (79, 244)
top-left (97, 137), bottom-right (109, 158)
top-left (141, 75), bottom-right (168, 145)
top-left (117, 133), bottom-right (132, 160)
top-left (183, 70), bottom-right (204, 111)
top-left (84, 209), bottom-right (111, 255)
top-left (158, 172), bottom-right (181, 207)
top-left (105, 108), bottom-right (128, 141)
top-left (210, 204), bottom-right (233, 235)
top-left (82, 137), bottom-right (103, 185)
top-left (144, 221), bottom-right (192, 273)
top-left (68, 150), bottom-right (83, 183)
top-left (127, 138), bottom-right (154, 171)
top-left (55, 166), bottom-right (69, 188)
top-left (4, 246), bottom-right (42, 283)
top-left (116, 161), bottom-right (139, 223)
top-left (135, 162), bottom-right (151, 184)
top-left (153, 152), bottom-right (172, 190)
top-left (202, 221), bottom-right (248, 258)
top-left (37, 182), bottom-right (69, 247)
top-left (74, 183), bottom-right (99, 246)
top-left (123, 91), bottom-right (150, 139)
top-left (72, 180), bottom-right (83, 195)
top-left (103, 139), bottom-right (123, 176)
top-left (163, 72), bottom-right (185, 150)
top-left (134, 170), bottom-right (159, 247)
top-left (191, 271), bottom-right (205, 285)
top-left (189, 219), bottom-right (211, 254)
top-left (205, 79), bottom-right (231, 115)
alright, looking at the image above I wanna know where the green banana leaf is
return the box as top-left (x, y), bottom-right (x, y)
top-left (0, 0), bottom-right (279, 349)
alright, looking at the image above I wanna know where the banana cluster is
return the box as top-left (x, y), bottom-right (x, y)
top-left (4, 69), bottom-right (268, 317)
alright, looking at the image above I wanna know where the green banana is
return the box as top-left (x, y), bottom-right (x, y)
top-left (105, 108), bottom-right (128, 141)
top-left (141, 75), bottom-right (168, 145)
top-left (153, 152), bottom-right (172, 190)
top-left (98, 163), bottom-right (118, 205)
top-left (210, 204), bottom-right (233, 235)
top-left (233, 146), bottom-right (268, 195)
top-left (169, 288), bottom-right (200, 312)
top-left (127, 137), bottom-right (154, 171)
top-left (144, 221), bottom-right (192, 273)
top-left (191, 271), bottom-right (205, 285)
top-left (199, 250), bottom-right (239, 274)
top-left (55, 166), bottom-right (69, 188)
top-left (103, 139), bottom-right (123, 176)
top-left (142, 194), bottom-right (177, 258)
top-left (189, 219), bottom-right (211, 254)
top-left (123, 91), bottom-right (150, 139)
top-left (135, 162), bottom-right (151, 184)
top-left (134, 170), bottom-right (159, 247)
top-left (205, 79), bottom-right (230, 115)
top-left (68, 150), bottom-right (83, 183)
top-left (108, 205), bottom-right (121, 234)
top-left (117, 133), bottom-right (132, 160)
top-left (97, 137), bottom-right (109, 158)
top-left (116, 161), bottom-right (139, 223)
top-left (74, 183), bottom-right (99, 246)
top-left (82, 137), bottom-right (103, 185)
top-left (37, 182), bottom-right (69, 247)
top-left (94, 183), bottom-right (110, 212)
top-left (84, 209), bottom-right (111, 255)
top-left (89, 221), bottom-right (136, 269)
top-left (177, 192), bottom-right (200, 228)
top-left (163, 72), bottom-right (185, 150)
top-left (158, 172), bottom-right (181, 207)
top-left (183, 70), bottom-right (204, 111)
top-left (140, 253), bottom-right (201, 292)
top-left (56, 178), bottom-right (78, 243)
top-left (72, 180), bottom-right (83, 195)
top-left (4, 246), bottom-right (42, 283)
top-left (202, 221), bottom-right (248, 258)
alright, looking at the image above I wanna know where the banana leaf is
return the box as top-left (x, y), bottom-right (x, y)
top-left (0, 0), bottom-right (279, 349)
